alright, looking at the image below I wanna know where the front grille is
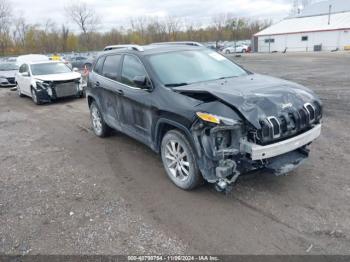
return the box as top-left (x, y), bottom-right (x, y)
top-left (267, 116), bottom-right (281, 138)
top-left (304, 103), bottom-right (315, 122)
top-left (7, 77), bottom-right (15, 84)
top-left (54, 81), bottom-right (78, 97)
top-left (251, 102), bottom-right (322, 145)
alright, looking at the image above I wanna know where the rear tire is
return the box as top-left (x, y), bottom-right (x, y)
top-left (161, 130), bottom-right (203, 190)
top-left (17, 84), bottom-right (24, 97)
top-left (89, 101), bottom-right (111, 137)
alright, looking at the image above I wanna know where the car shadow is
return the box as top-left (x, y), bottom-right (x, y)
top-left (103, 128), bottom-right (294, 200)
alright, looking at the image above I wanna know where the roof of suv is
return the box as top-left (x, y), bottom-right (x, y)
top-left (102, 44), bottom-right (205, 56)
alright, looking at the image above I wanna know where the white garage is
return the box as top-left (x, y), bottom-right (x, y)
top-left (254, 0), bottom-right (350, 52)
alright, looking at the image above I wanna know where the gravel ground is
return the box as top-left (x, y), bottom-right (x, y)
top-left (0, 52), bottom-right (350, 255)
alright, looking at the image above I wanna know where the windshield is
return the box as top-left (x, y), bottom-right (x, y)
top-left (147, 49), bottom-right (248, 86)
top-left (31, 63), bottom-right (72, 75)
top-left (0, 62), bottom-right (19, 71)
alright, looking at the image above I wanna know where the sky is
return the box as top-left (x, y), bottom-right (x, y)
top-left (9, 0), bottom-right (296, 31)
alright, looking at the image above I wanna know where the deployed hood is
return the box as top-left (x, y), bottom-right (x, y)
top-left (34, 72), bottom-right (81, 82)
top-left (0, 70), bottom-right (17, 78)
top-left (173, 74), bottom-right (320, 128)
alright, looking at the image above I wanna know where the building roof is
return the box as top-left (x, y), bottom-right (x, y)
top-left (297, 0), bottom-right (350, 18)
top-left (255, 11), bottom-right (350, 36)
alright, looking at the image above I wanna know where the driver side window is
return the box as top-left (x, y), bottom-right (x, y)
top-left (121, 55), bottom-right (147, 88)
top-left (19, 64), bottom-right (27, 73)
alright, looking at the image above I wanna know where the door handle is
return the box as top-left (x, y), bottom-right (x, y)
top-left (114, 89), bottom-right (124, 96)
top-left (95, 81), bottom-right (100, 88)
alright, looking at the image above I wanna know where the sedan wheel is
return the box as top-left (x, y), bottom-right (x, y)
top-left (161, 130), bottom-right (203, 190)
top-left (17, 84), bottom-right (24, 97)
top-left (31, 88), bottom-right (41, 105)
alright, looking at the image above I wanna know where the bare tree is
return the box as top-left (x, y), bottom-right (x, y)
top-left (61, 25), bottom-right (69, 51)
top-left (0, 0), bottom-right (11, 28)
top-left (0, 0), bottom-right (11, 55)
top-left (13, 15), bottom-right (29, 48)
top-left (212, 13), bottom-right (230, 47)
top-left (165, 16), bottom-right (182, 41)
top-left (65, 1), bottom-right (100, 48)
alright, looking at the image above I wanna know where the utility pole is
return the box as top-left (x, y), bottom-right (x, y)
top-left (328, 4), bottom-right (332, 25)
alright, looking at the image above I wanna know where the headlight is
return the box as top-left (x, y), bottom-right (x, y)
top-left (0, 77), bottom-right (8, 83)
top-left (36, 81), bottom-right (51, 89)
top-left (196, 112), bottom-right (238, 126)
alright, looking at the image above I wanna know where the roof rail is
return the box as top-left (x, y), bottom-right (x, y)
top-left (103, 44), bottom-right (144, 52)
top-left (150, 41), bottom-right (203, 47)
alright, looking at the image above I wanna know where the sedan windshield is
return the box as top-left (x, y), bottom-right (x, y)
top-left (147, 49), bottom-right (248, 86)
top-left (31, 63), bottom-right (72, 75)
top-left (0, 62), bottom-right (19, 71)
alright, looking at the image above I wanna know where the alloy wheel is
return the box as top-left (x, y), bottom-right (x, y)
top-left (31, 89), bottom-right (38, 104)
top-left (164, 140), bottom-right (190, 182)
top-left (91, 105), bottom-right (102, 134)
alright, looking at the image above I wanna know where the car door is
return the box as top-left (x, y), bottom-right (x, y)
top-left (117, 54), bottom-right (154, 145)
top-left (23, 64), bottom-right (33, 95)
top-left (91, 54), bottom-right (123, 130)
top-left (17, 64), bottom-right (31, 95)
top-left (16, 64), bottom-right (25, 90)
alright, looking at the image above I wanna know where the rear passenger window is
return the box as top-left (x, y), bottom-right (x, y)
top-left (121, 55), bottom-right (147, 87)
top-left (94, 57), bottom-right (105, 75)
top-left (102, 55), bottom-right (121, 81)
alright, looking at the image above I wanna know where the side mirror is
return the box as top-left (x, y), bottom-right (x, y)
top-left (133, 75), bottom-right (151, 90)
top-left (73, 67), bottom-right (79, 72)
top-left (21, 72), bottom-right (30, 77)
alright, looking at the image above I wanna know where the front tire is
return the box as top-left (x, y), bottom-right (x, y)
top-left (161, 130), bottom-right (203, 190)
top-left (31, 88), bottom-right (41, 105)
top-left (225, 50), bottom-right (230, 54)
top-left (89, 101), bottom-right (111, 137)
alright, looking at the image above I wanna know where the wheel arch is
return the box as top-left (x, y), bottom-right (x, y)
top-left (87, 94), bottom-right (95, 108)
top-left (87, 94), bottom-right (102, 110)
top-left (154, 118), bottom-right (198, 156)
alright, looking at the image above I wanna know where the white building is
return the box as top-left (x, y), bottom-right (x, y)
top-left (254, 0), bottom-right (350, 52)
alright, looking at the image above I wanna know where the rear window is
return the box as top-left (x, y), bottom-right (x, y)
top-left (94, 57), bottom-right (105, 75)
top-left (102, 55), bottom-right (122, 81)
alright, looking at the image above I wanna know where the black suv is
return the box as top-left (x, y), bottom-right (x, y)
top-left (86, 45), bottom-right (322, 191)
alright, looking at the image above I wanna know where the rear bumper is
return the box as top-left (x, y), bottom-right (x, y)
top-left (240, 124), bottom-right (321, 160)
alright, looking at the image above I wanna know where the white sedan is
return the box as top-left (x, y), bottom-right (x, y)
top-left (16, 61), bottom-right (84, 105)
top-left (223, 44), bottom-right (249, 54)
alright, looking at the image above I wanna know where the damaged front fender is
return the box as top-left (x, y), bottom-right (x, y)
top-left (191, 117), bottom-right (244, 189)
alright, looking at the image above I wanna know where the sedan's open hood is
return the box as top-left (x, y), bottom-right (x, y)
top-left (173, 74), bottom-right (320, 128)
top-left (34, 72), bottom-right (81, 82)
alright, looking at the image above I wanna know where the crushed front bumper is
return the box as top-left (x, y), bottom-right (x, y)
top-left (240, 124), bottom-right (321, 161)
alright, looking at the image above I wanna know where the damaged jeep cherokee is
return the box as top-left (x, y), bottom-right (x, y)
top-left (86, 44), bottom-right (322, 192)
